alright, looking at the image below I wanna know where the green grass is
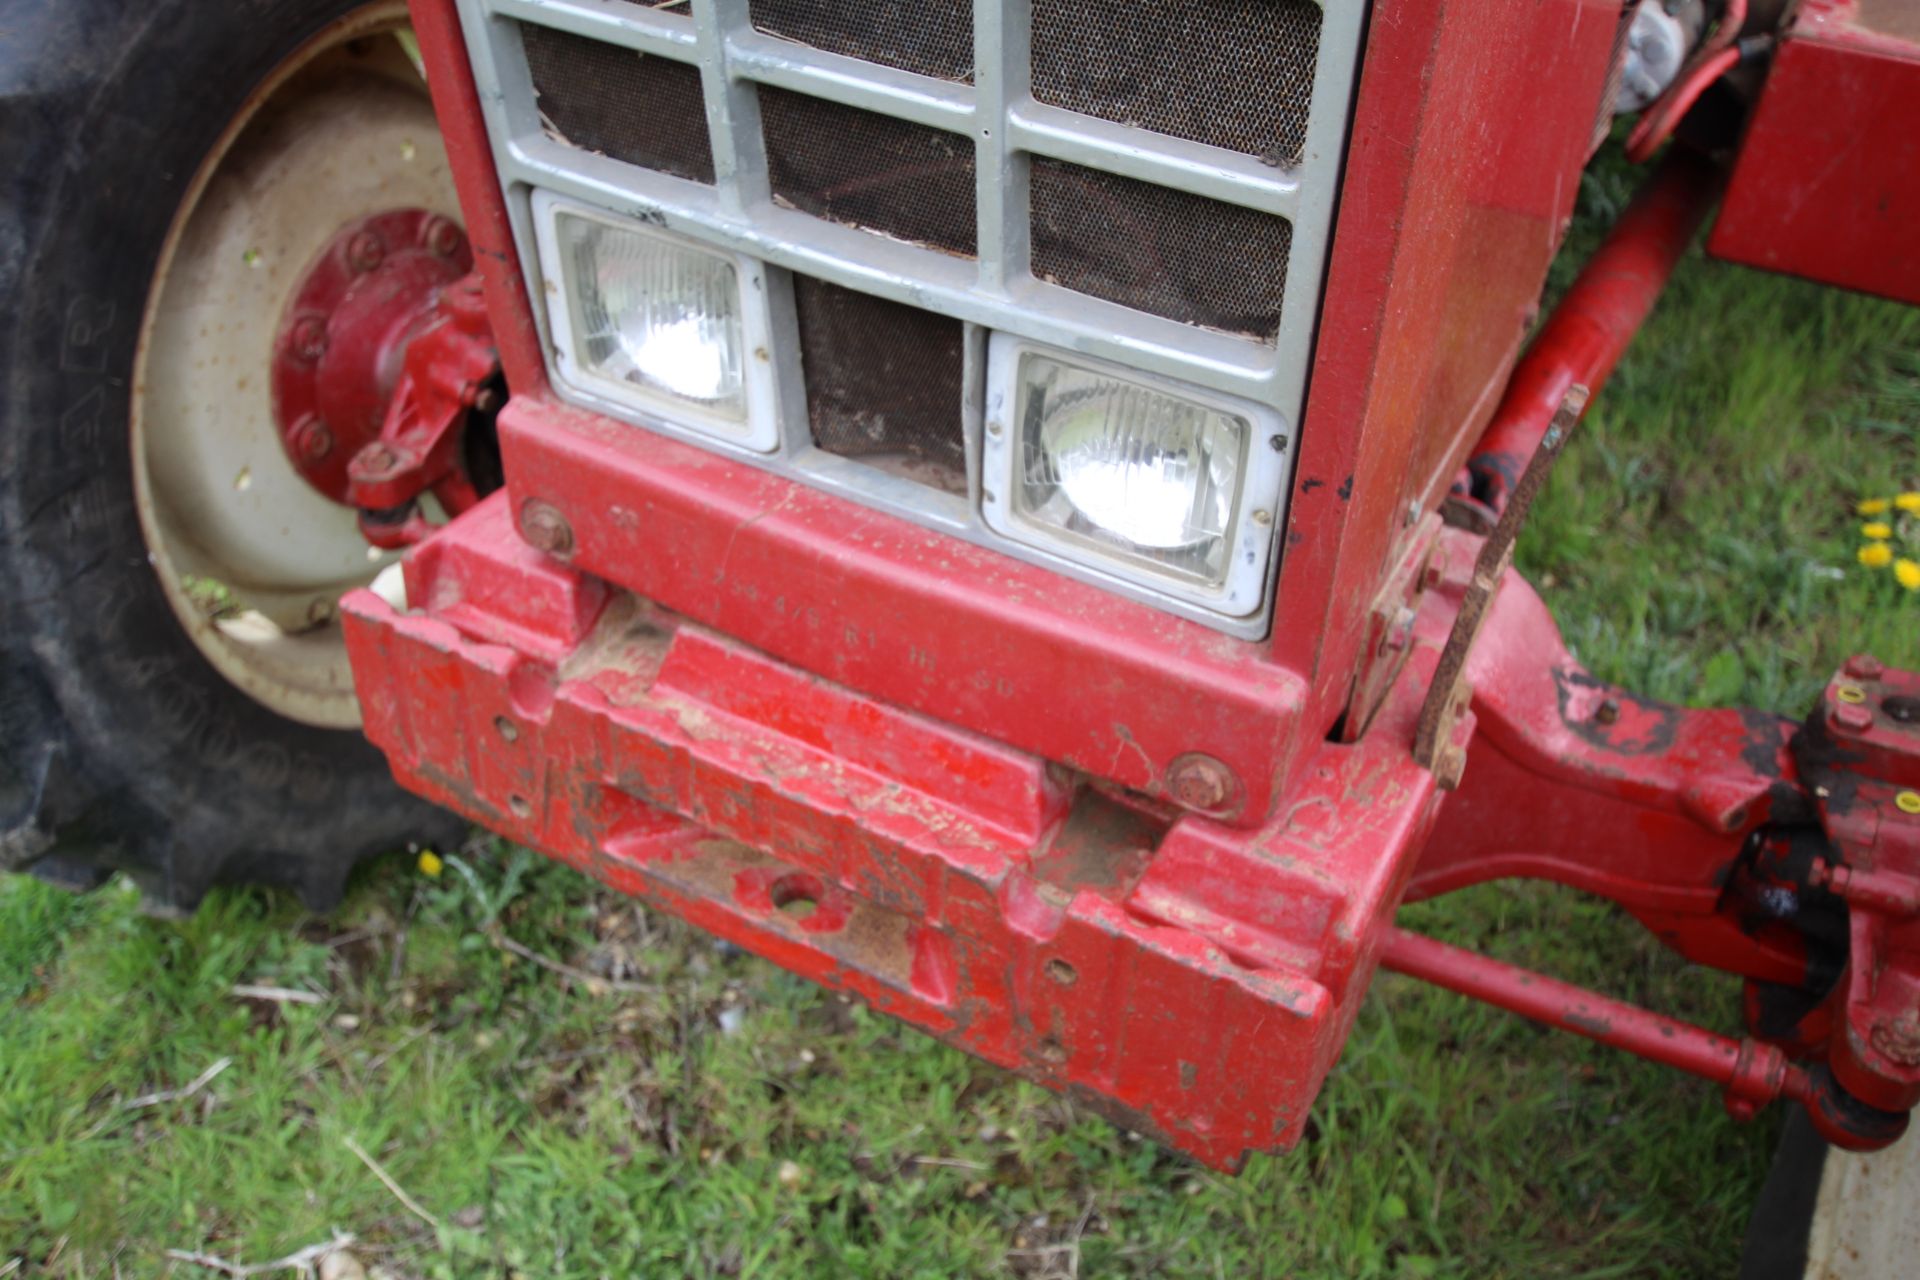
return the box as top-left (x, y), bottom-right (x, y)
top-left (5, 156), bottom-right (1919, 1277)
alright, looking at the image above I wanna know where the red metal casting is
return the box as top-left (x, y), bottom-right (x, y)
top-left (1709, 0), bottom-right (1920, 304)
top-left (1796, 664), bottom-right (1920, 1114)
top-left (348, 273), bottom-right (500, 549)
top-left (1464, 147), bottom-right (1727, 516)
top-left (271, 208), bottom-right (472, 502)
top-left (342, 492), bottom-right (1450, 1171)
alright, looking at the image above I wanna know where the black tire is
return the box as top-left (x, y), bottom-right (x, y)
top-left (0, 0), bottom-right (461, 913)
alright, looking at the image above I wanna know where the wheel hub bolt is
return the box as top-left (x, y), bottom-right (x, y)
top-left (347, 230), bottom-right (386, 273)
top-left (1167, 754), bottom-right (1236, 812)
top-left (289, 314), bottom-right (328, 362)
top-left (290, 415), bottom-right (333, 462)
top-left (519, 499), bottom-right (574, 559)
top-left (422, 216), bottom-right (463, 258)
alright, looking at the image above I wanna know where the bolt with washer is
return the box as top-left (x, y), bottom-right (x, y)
top-left (519, 499), bottom-right (575, 558)
top-left (1167, 754), bottom-right (1236, 812)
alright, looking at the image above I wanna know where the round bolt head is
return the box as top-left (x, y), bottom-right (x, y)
top-left (1166, 754), bottom-right (1236, 812)
top-left (1837, 683), bottom-right (1869, 705)
top-left (290, 415), bottom-right (333, 462)
top-left (356, 443), bottom-right (398, 476)
top-left (519, 499), bottom-right (574, 558)
top-left (1898, 791), bottom-right (1920, 816)
top-left (346, 230), bottom-right (386, 273)
top-left (289, 314), bottom-right (329, 362)
top-left (422, 216), bottom-right (464, 257)
top-left (1833, 702), bottom-right (1875, 734)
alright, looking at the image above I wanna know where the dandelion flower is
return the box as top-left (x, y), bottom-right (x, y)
top-left (417, 849), bottom-right (444, 877)
top-left (1859, 498), bottom-right (1892, 515)
top-left (1864, 522), bottom-right (1894, 540)
top-left (1898, 493), bottom-right (1920, 514)
top-left (1860, 543), bottom-right (1894, 568)
top-left (1898, 559), bottom-right (1920, 590)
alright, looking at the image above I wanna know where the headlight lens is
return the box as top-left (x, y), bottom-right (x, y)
top-left (1012, 353), bottom-right (1247, 585)
top-left (551, 207), bottom-right (751, 424)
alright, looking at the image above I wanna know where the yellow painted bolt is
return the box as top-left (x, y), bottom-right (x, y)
top-left (1898, 792), bottom-right (1920, 815)
top-left (418, 850), bottom-right (444, 876)
top-left (1837, 684), bottom-right (1868, 704)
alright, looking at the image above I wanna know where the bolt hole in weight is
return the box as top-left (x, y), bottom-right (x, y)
top-left (770, 872), bottom-right (822, 920)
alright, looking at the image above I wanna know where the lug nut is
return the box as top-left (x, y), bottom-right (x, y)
top-left (356, 443), bottom-right (399, 476)
top-left (519, 499), bottom-right (574, 558)
top-left (1845, 653), bottom-right (1886, 681)
top-left (347, 230), bottom-right (386, 272)
top-left (1833, 702), bottom-right (1875, 734)
top-left (289, 314), bottom-right (329, 362)
top-left (422, 216), bottom-right (464, 258)
top-left (1167, 754), bottom-right (1236, 812)
top-left (290, 415), bottom-right (333, 463)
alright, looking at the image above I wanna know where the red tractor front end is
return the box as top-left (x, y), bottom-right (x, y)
top-left (5, 0), bottom-right (1919, 1263)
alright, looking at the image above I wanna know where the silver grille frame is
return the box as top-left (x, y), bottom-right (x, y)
top-left (455, 0), bottom-right (1369, 638)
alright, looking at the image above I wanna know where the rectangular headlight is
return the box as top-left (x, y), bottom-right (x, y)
top-left (531, 192), bottom-right (779, 451)
top-left (982, 339), bottom-right (1288, 617)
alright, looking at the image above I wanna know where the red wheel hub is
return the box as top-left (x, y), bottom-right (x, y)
top-left (271, 208), bottom-right (473, 503)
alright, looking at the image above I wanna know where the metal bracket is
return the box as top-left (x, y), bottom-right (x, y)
top-left (1414, 385), bottom-right (1589, 787)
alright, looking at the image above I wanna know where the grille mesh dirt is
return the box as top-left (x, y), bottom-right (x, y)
top-left (1030, 158), bottom-right (1292, 338)
top-left (748, 0), bottom-right (975, 82)
top-left (520, 24), bottom-right (715, 184)
top-left (793, 277), bottom-right (968, 495)
top-left (1031, 0), bottom-right (1322, 167)
top-left (760, 86), bottom-right (978, 257)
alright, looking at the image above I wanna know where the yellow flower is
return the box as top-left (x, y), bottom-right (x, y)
top-left (417, 850), bottom-right (444, 877)
top-left (1860, 543), bottom-right (1894, 568)
top-left (1898, 493), bottom-right (1920, 514)
top-left (1898, 559), bottom-right (1920, 590)
top-left (1859, 498), bottom-right (1892, 515)
top-left (1864, 521), bottom-right (1894, 539)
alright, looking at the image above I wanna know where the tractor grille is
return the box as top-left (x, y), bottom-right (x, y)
top-left (749, 0), bottom-right (975, 83)
top-left (759, 87), bottom-right (979, 258)
top-left (520, 24), bottom-right (714, 185)
top-left (794, 277), bottom-right (968, 494)
top-left (470, 0), bottom-right (1365, 633)
top-left (1031, 158), bottom-right (1293, 338)
top-left (1031, 0), bottom-right (1324, 167)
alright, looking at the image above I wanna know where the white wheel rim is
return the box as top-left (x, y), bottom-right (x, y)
top-left (131, 2), bottom-right (457, 729)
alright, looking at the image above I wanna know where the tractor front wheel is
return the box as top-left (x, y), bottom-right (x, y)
top-left (0, 0), bottom-right (463, 911)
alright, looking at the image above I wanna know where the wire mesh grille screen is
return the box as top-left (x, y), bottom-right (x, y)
top-left (520, 24), bottom-right (715, 184)
top-left (1031, 0), bottom-right (1323, 167)
top-left (749, 0), bottom-right (975, 83)
top-left (1030, 158), bottom-right (1293, 338)
top-left (759, 86), bottom-right (979, 258)
top-left (793, 277), bottom-right (969, 494)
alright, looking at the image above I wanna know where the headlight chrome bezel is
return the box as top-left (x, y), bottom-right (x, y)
top-left (531, 189), bottom-right (783, 453)
top-left (982, 337), bottom-right (1290, 619)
